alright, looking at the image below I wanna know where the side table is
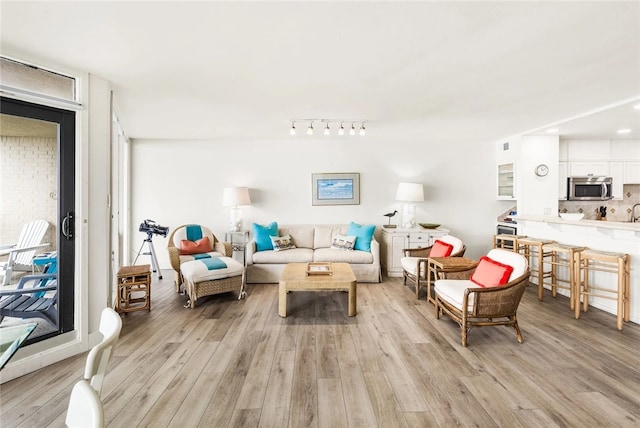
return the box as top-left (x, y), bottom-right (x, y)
top-left (225, 230), bottom-right (250, 266)
top-left (426, 257), bottom-right (478, 304)
top-left (116, 264), bottom-right (151, 313)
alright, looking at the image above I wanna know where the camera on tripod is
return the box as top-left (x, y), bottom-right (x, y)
top-left (138, 219), bottom-right (169, 238)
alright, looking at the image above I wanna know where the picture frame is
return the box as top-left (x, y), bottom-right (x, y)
top-left (312, 173), bottom-right (360, 206)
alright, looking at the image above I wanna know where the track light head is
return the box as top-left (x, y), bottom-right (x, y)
top-left (307, 122), bottom-right (314, 135)
top-left (324, 122), bottom-right (330, 135)
top-left (359, 122), bottom-right (366, 136)
top-left (338, 122), bottom-right (345, 135)
top-left (290, 121), bottom-right (296, 135)
top-left (349, 123), bottom-right (356, 135)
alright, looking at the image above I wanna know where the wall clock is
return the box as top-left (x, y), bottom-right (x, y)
top-left (534, 164), bottom-right (549, 177)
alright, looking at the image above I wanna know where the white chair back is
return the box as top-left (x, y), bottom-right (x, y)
top-left (438, 235), bottom-right (464, 254)
top-left (84, 307), bottom-right (122, 397)
top-left (172, 224), bottom-right (215, 251)
top-left (65, 379), bottom-right (104, 428)
top-left (486, 249), bottom-right (529, 282)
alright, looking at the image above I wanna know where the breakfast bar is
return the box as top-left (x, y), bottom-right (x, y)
top-left (516, 214), bottom-right (640, 325)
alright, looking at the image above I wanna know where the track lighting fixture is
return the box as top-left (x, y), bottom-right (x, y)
top-left (289, 119), bottom-right (367, 136)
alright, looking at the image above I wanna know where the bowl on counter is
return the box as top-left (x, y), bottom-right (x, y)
top-left (418, 223), bottom-right (441, 229)
top-left (559, 213), bottom-right (584, 221)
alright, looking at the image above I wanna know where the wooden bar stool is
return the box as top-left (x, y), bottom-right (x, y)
top-left (493, 234), bottom-right (526, 252)
top-left (540, 243), bottom-right (586, 309)
top-left (575, 250), bottom-right (630, 330)
top-left (517, 237), bottom-right (554, 298)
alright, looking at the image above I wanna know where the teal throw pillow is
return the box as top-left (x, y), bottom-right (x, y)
top-left (347, 222), bottom-right (375, 252)
top-left (253, 222), bottom-right (278, 251)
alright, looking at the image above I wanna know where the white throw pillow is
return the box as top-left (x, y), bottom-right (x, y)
top-left (270, 234), bottom-right (296, 251)
top-left (331, 234), bottom-right (357, 251)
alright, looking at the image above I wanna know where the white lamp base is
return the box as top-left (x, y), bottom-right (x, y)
top-left (401, 203), bottom-right (416, 229)
top-left (229, 207), bottom-right (243, 232)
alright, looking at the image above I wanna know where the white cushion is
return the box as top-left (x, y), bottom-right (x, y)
top-left (252, 248), bottom-right (314, 263)
top-left (438, 235), bottom-right (464, 254)
top-left (172, 225), bottom-right (215, 250)
top-left (400, 256), bottom-right (425, 277)
top-left (486, 249), bottom-right (528, 282)
top-left (179, 251), bottom-right (224, 265)
top-left (314, 248), bottom-right (374, 264)
top-left (314, 225), bottom-right (349, 249)
top-left (270, 235), bottom-right (296, 251)
top-left (331, 234), bottom-right (356, 251)
top-left (434, 279), bottom-right (475, 311)
top-left (181, 257), bottom-right (243, 283)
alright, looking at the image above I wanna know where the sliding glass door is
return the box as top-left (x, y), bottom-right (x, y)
top-left (0, 96), bottom-right (75, 343)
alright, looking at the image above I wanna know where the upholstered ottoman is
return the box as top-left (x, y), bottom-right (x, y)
top-left (180, 257), bottom-right (245, 308)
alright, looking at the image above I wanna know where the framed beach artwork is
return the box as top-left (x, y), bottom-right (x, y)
top-left (312, 173), bottom-right (360, 205)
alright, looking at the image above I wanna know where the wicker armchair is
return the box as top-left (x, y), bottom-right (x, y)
top-left (167, 224), bottom-right (232, 292)
top-left (434, 248), bottom-right (530, 346)
top-left (401, 235), bottom-right (466, 299)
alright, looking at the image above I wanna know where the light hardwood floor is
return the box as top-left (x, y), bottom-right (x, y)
top-left (1, 272), bottom-right (639, 427)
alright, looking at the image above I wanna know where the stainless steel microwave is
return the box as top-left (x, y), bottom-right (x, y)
top-left (567, 176), bottom-right (613, 201)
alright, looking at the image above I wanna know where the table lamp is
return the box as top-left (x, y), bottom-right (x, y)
top-left (395, 182), bottom-right (424, 228)
top-left (223, 187), bottom-right (251, 232)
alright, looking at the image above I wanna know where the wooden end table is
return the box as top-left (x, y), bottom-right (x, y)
top-left (279, 263), bottom-right (357, 317)
top-left (426, 257), bottom-right (478, 304)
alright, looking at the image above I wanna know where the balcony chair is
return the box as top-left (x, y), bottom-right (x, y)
top-left (167, 224), bottom-right (231, 292)
top-left (401, 235), bottom-right (466, 299)
top-left (434, 248), bottom-right (530, 346)
top-left (84, 307), bottom-right (122, 397)
top-left (0, 219), bottom-right (50, 286)
top-left (0, 259), bottom-right (58, 328)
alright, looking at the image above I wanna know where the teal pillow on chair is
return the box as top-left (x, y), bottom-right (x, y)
top-left (347, 222), bottom-right (375, 252)
top-left (253, 222), bottom-right (278, 251)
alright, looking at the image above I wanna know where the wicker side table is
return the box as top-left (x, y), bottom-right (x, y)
top-left (116, 264), bottom-right (151, 313)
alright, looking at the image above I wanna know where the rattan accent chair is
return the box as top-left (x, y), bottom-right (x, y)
top-left (167, 224), bottom-right (232, 291)
top-left (401, 235), bottom-right (466, 298)
top-left (434, 249), bottom-right (530, 346)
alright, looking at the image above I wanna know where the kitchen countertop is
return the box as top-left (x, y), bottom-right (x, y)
top-left (515, 214), bottom-right (640, 232)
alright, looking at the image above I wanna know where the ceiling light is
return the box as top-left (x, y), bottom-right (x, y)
top-left (290, 119), bottom-right (367, 136)
top-left (634, 104), bottom-right (640, 110)
top-left (338, 122), bottom-right (345, 135)
top-left (307, 122), bottom-right (314, 135)
top-left (349, 123), bottom-right (356, 135)
top-left (324, 122), bottom-right (330, 135)
top-left (359, 122), bottom-right (366, 136)
top-left (617, 128), bottom-right (631, 134)
top-left (546, 128), bottom-right (559, 133)
top-left (290, 122), bottom-right (296, 135)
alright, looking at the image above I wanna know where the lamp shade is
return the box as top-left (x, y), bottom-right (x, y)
top-left (395, 182), bottom-right (424, 202)
top-left (222, 187), bottom-right (251, 207)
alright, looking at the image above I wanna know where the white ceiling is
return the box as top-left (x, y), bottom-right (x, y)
top-left (1, 1), bottom-right (639, 142)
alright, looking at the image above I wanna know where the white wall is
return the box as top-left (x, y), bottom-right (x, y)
top-left (518, 134), bottom-right (560, 215)
top-left (130, 136), bottom-right (506, 268)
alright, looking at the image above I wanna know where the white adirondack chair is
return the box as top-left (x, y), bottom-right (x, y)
top-left (0, 219), bottom-right (50, 286)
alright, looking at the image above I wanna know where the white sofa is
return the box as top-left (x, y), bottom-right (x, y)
top-left (246, 224), bottom-right (382, 284)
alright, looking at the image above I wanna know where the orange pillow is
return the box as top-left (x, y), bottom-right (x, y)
top-left (180, 236), bottom-right (211, 255)
top-left (430, 240), bottom-right (454, 257)
top-left (470, 256), bottom-right (514, 288)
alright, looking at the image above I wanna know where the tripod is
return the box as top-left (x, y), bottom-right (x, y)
top-left (134, 232), bottom-right (162, 279)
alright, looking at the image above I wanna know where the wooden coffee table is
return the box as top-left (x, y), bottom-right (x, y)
top-left (279, 262), bottom-right (357, 317)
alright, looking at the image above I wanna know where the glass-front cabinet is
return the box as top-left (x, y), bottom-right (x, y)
top-left (497, 162), bottom-right (516, 200)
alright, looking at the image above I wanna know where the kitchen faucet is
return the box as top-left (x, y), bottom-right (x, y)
top-left (632, 203), bottom-right (640, 223)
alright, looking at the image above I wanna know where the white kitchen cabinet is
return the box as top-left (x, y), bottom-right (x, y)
top-left (611, 140), bottom-right (640, 161)
top-left (567, 140), bottom-right (611, 161)
top-left (625, 162), bottom-right (640, 183)
top-left (380, 227), bottom-right (449, 277)
top-left (610, 162), bottom-right (624, 200)
top-left (497, 162), bottom-right (516, 200)
top-left (569, 161), bottom-right (609, 177)
top-left (558, 161), bottom-right (568, 200)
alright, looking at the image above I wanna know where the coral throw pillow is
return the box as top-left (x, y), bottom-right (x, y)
top-left (470, 256), bottom-right (514, 288)
top-left (430, 240), bottom-right (454, 257)
top-left (180, 236), bottom-right (211, 255)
